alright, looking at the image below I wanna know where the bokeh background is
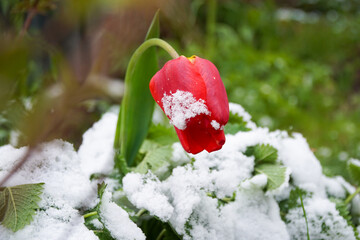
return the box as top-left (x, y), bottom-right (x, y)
top-left (0, 0), bottom-right (359, 182)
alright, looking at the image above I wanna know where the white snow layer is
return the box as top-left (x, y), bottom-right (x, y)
top-left (161, 90), bottom-right (210, 130)
top-left (0, 140), bottom-right (99, 240)
top-left (99, 191), bottom-right (146, 240)
top-left (78, 111), bottom-right (117, 178)
top-left (0, 102), bottom-right (358, 240)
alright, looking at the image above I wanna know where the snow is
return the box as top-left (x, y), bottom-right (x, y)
top-left (78, 111), bottom-right (117, 178)
top-left (99, 191), bottom-right (146, 240)
top-left (1, 102), bottom-right (358, 240)
top-left (122, 172), bottom-right (174, 221)
top-left (0, 140), bottom-right (99, 240)
top-left (211, 120), bottom-right (220, 130)
top-left (277, 133), bottom-right (323, 193)
top-left (285, 197), bottom-right (356, 240)
top-left (349, 158), bottom-right (360, 167)
top-left (161, 90), bottom-right (210, 130)
top-left (229, 102), bottom-right (256, 129)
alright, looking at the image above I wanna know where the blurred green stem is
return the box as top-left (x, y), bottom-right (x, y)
top-left (128, 39), bottom-right (179, 71)
top-left (83, 211), bottom-right (97, 219)
top-left (345, 186), bottom-right (360, 205)
top-left (206, 0), bottom-right (217, 59)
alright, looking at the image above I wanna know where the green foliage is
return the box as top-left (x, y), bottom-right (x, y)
top-left (84, 183), bottom-right (116, 240)
top-left (224, 112), bottom-right (250, 134)
top-left (146, 124), bottom-right (178, 146)
top-left (331, 198), bottom-right (360, 240)
top-left (245, 144), bottom-right (278, 164)
top-left (114, 11), bottom-right (160, 168)
top-left (255, 164), bottom-right (287, 191)
top-left (348, 160), bottom-right (360, 185)
top-left (139, 218), bottom-right (181, 240)
top-left (134, 144), bottom-right (173, 179)
top-left (185, 0), bottom-right (360, 182)
top-left (0, 183), bottom-right (44, 232)
top-left (279, 188), bottom-right (309, 221)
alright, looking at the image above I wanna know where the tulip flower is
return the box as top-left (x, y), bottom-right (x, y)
top-left (149, 55), bottom-right (229, 154)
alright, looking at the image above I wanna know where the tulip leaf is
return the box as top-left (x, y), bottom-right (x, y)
top-left (255, 164), bottom-right (288, 191)
top-left (134, 145), bottom-right (173, 179)
top-left (348, 159), bottom-right (360, 185)
top-left (0, 183), bottom-right (44, 232)
top-left (114, 11), bottom-right (160, 168)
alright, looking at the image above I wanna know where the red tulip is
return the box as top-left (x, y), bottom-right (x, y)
top-left (149, 55), bottom-right (229, 154)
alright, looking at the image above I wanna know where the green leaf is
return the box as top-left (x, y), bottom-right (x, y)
top-left (114, 10), bottom-right (160, 168)
top-left (348, 159), bottom-right (360, 185)
top-left (0, 183), bottom-right (44, 232)
top-left (225, 112), bottom-right (250, 134)
top-left (134, 145), bottom-right (173, 179)
top-left (147, 124), bottom-right (178, 146)
top-left (245, 144), bottom-right (278, 164)
top-left (255, 164), bottom-right (287, 191)
top-left (224, 123), bottom-right (249, 134)
top-left (139, 139), bottom-right (161, 154)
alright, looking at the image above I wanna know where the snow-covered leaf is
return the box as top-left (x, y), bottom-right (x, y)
top-left (134, 145), bottom-right (172, 178)
top-left (348, 159), bottom-right (360, 185)
top-left (0, 183), bottom-right (44, 232)
top-left (255, 164), bottom-right (287, 191)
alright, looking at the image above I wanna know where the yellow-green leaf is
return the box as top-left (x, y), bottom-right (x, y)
top-left (0, 183), bottom-right (44, 232)
top-left (255, 164), bottom-right (287, 191)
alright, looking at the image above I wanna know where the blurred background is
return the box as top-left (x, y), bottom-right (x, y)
top-left (0, 0), bottom-right (359, 182)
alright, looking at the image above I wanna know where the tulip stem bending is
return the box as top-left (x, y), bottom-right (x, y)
top-left (130, 38), bottom-right (179, 65)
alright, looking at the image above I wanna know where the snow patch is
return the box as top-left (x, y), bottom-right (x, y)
top-left (162, 90), bottom-right (210, 130)
top-left (99, 191), bottom-right (145, 240)
top-left (0, 140), bottom-right (98, 239)
top-left (211, 120), bottom-right (220, 130)
top-left (78, 112), bottom-right (117, 178)
top-left (286, 197), bottom-right (356, 240)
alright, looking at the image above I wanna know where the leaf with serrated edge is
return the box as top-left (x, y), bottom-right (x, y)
top-left (254, 144), bottom-right (278, 164)
top-left (134, 145), bottom-right (172, 178)
top-left (255, 164), bottom-right (287, 191)
top-left (0, 183), bottom-right (44, 232)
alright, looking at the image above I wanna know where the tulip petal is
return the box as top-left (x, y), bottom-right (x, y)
top-left (193, 57), bottom-right (229, 124)
top-left (174, 115), bottom-right (225, 154)
top-left (149, 56), bottom-right (207, 112)
top-left (149, 55), bottom-right (229, 154)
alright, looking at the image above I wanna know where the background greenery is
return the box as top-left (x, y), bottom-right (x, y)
top-left (0, 0), bottom-right (359, 182)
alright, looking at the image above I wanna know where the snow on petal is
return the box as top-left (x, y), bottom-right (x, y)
top-left (162, 90), bottom-right (210, 130)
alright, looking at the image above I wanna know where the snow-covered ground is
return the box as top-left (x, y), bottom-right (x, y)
top-left (0, 103), bottom-right (359, 240)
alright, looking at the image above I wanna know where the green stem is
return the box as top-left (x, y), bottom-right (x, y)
top-left (298, 189), bottom-right (310, 240)
top-left (83, 211), bottom-right (97, 218)
top-left (135, 208), bottom-right (147, 218)
top-left (345, 186), bottom-right (360, 205)
top-left (126, 38), bottom-right (179, 78)
top-left (156, 229), bottom-right (166, 240)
